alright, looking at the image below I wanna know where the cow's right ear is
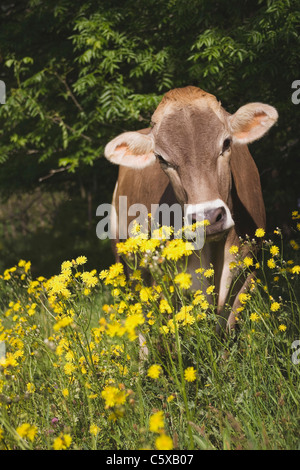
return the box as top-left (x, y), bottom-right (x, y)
top-left (104, 131), bottom-right (156, 169)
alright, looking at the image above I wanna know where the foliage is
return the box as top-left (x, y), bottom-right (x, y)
top-left (0, 1), bottom-right (299, 229)
top-left (0, 215), bottom-right (299, 450)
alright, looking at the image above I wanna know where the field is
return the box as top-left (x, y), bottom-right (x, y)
top-left (0, 214), bottom-right (299, 450)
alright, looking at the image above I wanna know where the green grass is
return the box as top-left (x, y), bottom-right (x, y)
top-left (0, 218), bottom-right (299, 450)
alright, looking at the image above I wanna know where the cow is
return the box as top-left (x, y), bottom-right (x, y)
top-left (104, 86), bottom-right (278, 332)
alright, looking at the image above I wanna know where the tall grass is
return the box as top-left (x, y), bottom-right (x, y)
top-left (0, 214), bottom-right (299, 450)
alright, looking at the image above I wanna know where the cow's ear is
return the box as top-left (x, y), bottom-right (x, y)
top-left (104, 130), bottom-right (156, 169)
top-left (229, 103), bottom-right (278, 144)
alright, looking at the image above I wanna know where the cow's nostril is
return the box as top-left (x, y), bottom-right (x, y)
top-left (205, 206), bottom-right (226, 228)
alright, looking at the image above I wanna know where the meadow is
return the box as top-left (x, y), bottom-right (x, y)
top-left (0, 213), bottom-right (299, 450)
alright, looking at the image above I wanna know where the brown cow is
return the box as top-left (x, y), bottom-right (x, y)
top-left (104, 86), bottom-right (278, 332)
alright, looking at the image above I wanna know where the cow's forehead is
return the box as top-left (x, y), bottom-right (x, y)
top-left (152, 94), bottom-right (228, 161)
top-left (151, 86), bottom-right (226, 127)
top-left (153, 109), bottom-right (225, 164)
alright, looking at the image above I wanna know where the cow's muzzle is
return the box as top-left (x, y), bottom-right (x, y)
top-left (185, 199), bottom-right (234, 238)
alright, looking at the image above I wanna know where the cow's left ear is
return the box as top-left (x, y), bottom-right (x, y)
top-left (104, 130), bottom-right (156, 169)
top-left (229, 103), bottom-right (278, 144)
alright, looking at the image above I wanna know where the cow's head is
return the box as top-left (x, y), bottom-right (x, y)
top-left (105, 87), bottom-right (278, 238)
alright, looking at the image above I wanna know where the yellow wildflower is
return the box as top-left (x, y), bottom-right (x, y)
top-left (53, 433), bottom-right (72, 450)
top-left (81, 271), bottom-right (98, 288)
top-left (270, 245), bottom-right (280, 256)
top-left (278, 324), bottom-right (287, 332)
top-left (89, 424), bottom-right (100, 436)
top-left (270, 302), bottom-right (280, 312)
top-left (290, 240), bottom-right (299, 251)
top-left (292, 265), bottom-right (300, 274)
top-left (159, 299), bottom-right (172, 314)
top-left (147, 364), bottom-right (162, 379)
top-left (26, 382), bottom-right (36, 393)
top-left (174, 272), bottom-right (192, 289)
top-left (243, 257), bottom-right (253, 268)
top-left (162, 239), bottom-right (193, 261)
top-left (175, 306), bottom-right (195, 325)
top-left (255, 228), bottom-right (265, 238)
top-left (64, 362), bottom-right (76, 375)
top-left (229, 245), bottom-right (239, 255)
top-left (76, 255), bottom-right (87, 265)
top-left (149, 411), bottom-right (164, 433)
top-left (206, 285), bottom-right (215, 295)
top-left (239, 293), bottom-right (251, 304)
top-left (249, 312), bottom-right (260, 322)
top-left (16, 423), bottom-right (37, 442)
top-left (203, 268), bottom-right (214, 278)
top-left (101, 385), bottom-right (127, 408)
top-left (184, 366), bottom-right (197, 382)
top-left (125, 313), bottom-right (145, 341)
top-left (155, 434), bottom-right (173, 450)
top-left (139, 287), bottom-right (152, 302)
top-left (267, 258), bottom-right (276, 269)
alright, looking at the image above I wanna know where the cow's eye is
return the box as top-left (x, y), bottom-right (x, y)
top-left (155, 153), bottom-right (172, 168)
top-left (222, 138), bottom-right (231, 154)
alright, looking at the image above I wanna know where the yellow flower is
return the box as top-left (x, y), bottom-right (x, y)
top-left (53, 433), bottom-right (72, 450)
top-left (149, 411), bottom-right (164, 433)
top-left (278, 324), bottom-right (287, 332)
top-left (155, 434), bottom-right (173, 450)
top-left (229, 245), bottom-right (239, 254)
top-left (125, 313), bottom-right (145, 341)
top-left (61, 260), bottom-right (72, 274)
top-left (270, 245), bottom-right (280, 256)
top-left (162, 239), bottom-right (193, 261)
top-left (167, 395), bottom-right (175, 403)
top-left (203, 268), bottom-right (214, 278)
top-left (16, 423), bottom-right (37, 442)
top-left (239, 293), bottom-right (251, 304)
top-left (290, 240), bottom-right (299, 251)
top-left (292, 265), bottom-right (300, 274)
top-left (255, 228), bottom-right (265, 238)
top-left (139, 287), bottom-right (152, 302)
top-left (76, 255), bottom-right (87, 265)
top-left (267, 258), bottom-right (276, 269)
top-left (159, 325), bottom-right (169, 335)
top-left (270, 302), bottom-right (280, 312)
top-left (64, 362), bottom-right (76, 375)
top-left (206, 285), bottom-right (215, 295)
top-left (249, 312), bottom-right (260, 322)
top-left (243, 256), bottom-right (253, 268)
top-left (159, 299), bottom-right (172, 314)
top-left (26, 382), bottom-right (36, 393)
top-left (184, 366), bottom-right (196, 382)
top-left (174, 272), bottom-right (192, 289)
top-left (24, 261), bottom-right (31, 273)
top-left (147, 364), bottom-right (162, 379)
top-left (101, 385), bottom-right (127, 408)
top-left (152, 225), bottom-right (174, 239)
top-left (53, 314), bottom-right (74, 332)
top-left (81, 271), bottom-right (98, 288)
top-left (62, 388), bottom-right (69, 397)
top-left (175, 306), bottom-right (195, 326)
top-left (89, 424), bottom-right (100, 436)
